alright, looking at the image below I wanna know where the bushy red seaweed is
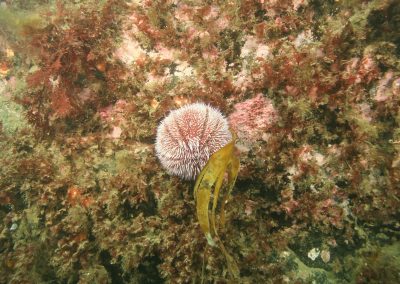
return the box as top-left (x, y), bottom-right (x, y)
top-left (0, 0), bottom-right (399, 283)
top-left (19, 0), bottom-right (127, 132)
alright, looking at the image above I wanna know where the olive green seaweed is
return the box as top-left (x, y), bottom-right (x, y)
top-left (194, 130), bottom-right (240, 279)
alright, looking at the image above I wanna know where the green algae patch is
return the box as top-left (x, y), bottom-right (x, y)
top-left (0, 81), bottom-right (28, 134)
top-left (0, 5), bottom-right (46, 38)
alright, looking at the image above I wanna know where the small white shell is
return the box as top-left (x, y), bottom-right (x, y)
top-left (307, 248), bottom-right (320, 261)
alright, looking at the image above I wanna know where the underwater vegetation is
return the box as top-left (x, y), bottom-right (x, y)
top-left (0, 0), bottom-right (399, 283)
top-left (193, 130), bottom-right (240, 280)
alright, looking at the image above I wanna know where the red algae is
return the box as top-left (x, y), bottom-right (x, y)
top-left (0, 0), bottom-right (399, 283)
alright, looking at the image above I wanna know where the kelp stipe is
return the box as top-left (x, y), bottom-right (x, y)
top-left (194, 130), bottom-right (240, 279)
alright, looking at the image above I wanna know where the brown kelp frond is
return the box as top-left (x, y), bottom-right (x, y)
top-left (194, 130), bottom-right (240, 279)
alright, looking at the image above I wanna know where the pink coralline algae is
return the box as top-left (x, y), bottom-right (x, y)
top-left (155, 103), bottom-right (231, 180)
top-left (375, 71), bottom-right (400, 102)
top-left (229, 94), bottom-right (277, 142)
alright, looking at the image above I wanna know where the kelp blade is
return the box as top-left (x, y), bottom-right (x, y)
top-left (196, 186), bottom-right (215, 246)
top-left (194, 137), bottom-right (235, 245)
top-left (194, 132), bottom-right (240, 279)
top-left (219, 154), bottom-right (240, 227)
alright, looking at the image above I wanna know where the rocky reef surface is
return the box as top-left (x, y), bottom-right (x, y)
top-left (0, 0), bottom-right (399, 283)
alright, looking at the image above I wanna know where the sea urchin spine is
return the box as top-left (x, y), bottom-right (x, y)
top-left (155, 103), bottom-right (232, 180)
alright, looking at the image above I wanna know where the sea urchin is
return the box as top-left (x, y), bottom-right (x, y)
top-left (155, 103), bottom-right (232, 180)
